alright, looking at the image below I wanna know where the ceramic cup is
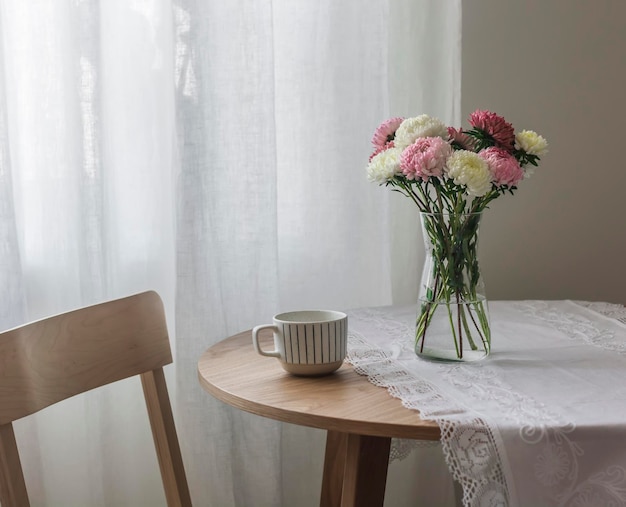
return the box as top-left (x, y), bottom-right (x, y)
top-left (252, 310), bottom-right (348, 376)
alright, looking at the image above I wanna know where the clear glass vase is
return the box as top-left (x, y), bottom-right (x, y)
top-left (415, 212), bottom-right (491, 361)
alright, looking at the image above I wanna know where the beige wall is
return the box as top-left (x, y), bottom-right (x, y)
top-left (462, 1), bottom-right (626, 303)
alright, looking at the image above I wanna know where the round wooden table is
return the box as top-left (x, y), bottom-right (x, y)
top-left (197, 329), bottom-right (440, 507)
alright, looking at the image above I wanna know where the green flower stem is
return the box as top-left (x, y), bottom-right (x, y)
top-left (459, 304), bottom-right (477, 350)
top-left (419, 270), bottom-right (440, 352)
top-left (474, 300), bottom-right (491, 352)
top-left (460, 303), bottom-right (478, 352)
top-left (415, 211), bottom-right (490, 360)
top-left (456, 292), bottom-right (463, 358)
top-left (446, 302), bottom-right (460, 358)
top-left (393, 178), bottom-right (432, 212)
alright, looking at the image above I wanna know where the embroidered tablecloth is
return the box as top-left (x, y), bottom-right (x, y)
top-left (345, 300), bottom-right (626, 507)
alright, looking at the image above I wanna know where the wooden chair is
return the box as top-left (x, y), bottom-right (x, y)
top-left (0, 290), bottom-right (192, 507)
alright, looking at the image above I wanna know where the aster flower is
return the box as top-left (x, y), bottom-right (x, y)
top-left (515, 130), bottom-right (548, 157)
top-left (448, 127), bottom-right (476, 151)
top-left (468, 110), bottom-right (515, 151)
top-left (446, 150), bottom-right (492, 197)
top-left (400, 137), bottom-right (452, 182)
top-left (369, 141), bottom-right (395, 162)
top-left (366, 147), bottom-right (402, 184)
top-left (523, 167), bottom-right (536, 180)
top-left (371, 117), bottom-right (404, 150)
top-left (479, 147), bottom-right (524, 187)
top-left (365, 111), bottom-right (547, 361)
top-left (394, 115), bottom-right (448, 150)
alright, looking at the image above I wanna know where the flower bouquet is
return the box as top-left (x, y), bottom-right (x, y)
top-left (366, 110), bottom-right (548, 361)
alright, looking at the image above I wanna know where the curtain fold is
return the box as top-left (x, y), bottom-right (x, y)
top-left (0, 0), bottom-right (461, 505)
top-left (173, 2), bottom-right (283, 503)
top-left (0, 3), bottom-right (25, 331)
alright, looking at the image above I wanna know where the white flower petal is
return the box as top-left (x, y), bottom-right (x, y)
top-left (366, 147), bottom-right (402, 184)
top-left (394, 115), bottom-right (448, 149)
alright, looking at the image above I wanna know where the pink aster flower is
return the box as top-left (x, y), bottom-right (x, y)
top-left (400, 137), bottom-right (452, 182)
top-left (447, 127), bottom-right (476, 151)
top-left (371, 117), bottom-right (404, 150)
top-left (468, 110), bottom-right (515, 151)
top-left (369, 141), bottom-right (395, 162)
top-left (479, 147), bottom-right (524, 187)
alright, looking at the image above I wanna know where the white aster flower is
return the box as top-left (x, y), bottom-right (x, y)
top-left (523, 167), bottom-right (536, 180)
top-left (515, 130), bottom-right (548, 156)
top-left (446, 150), bottom-right (492, 197)
top-left (394, 115), bottom-right (448, 149)
top-left (366, 147), bottom-right (402, 184)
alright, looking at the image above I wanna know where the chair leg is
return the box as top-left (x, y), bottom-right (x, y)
top-left (141, 368), bottom-right (192, 507)
top-left (0, 423), bottom-right (30, 507)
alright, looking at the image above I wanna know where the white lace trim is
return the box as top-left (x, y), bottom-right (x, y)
top-left (514, 301), bottom-right (626, 354)
top-left (573, 300), bottom-right (626, 324)
top-left (348, 331), bottom-right (510, 507)
top-left (346, 301), bottom-right (626, 507)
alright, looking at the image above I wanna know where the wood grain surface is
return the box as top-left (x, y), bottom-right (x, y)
top-left (0, 291), bottom-right (191, 507)
top-left (197, 329), bottom-right (440, 440)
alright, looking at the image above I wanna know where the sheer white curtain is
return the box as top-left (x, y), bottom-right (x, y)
top-left (0, 0), bottom-right (460, 505)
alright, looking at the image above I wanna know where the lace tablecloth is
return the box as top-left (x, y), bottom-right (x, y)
top-left (345, 300), bottom-right (626, 507)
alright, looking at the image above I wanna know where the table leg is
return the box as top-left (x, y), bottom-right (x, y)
top-left (320, 432), bottom-right (392, 507)
top-left (321, 430), bottom-right (348, 507)
top-left (341, 434), bottom-right (391, 507)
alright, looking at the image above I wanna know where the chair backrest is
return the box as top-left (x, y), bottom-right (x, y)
top-left (0, 291), bottom-right (192, 507)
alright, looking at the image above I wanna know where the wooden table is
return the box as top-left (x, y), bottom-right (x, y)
top-left (197, 329), bottom-right (440, 507)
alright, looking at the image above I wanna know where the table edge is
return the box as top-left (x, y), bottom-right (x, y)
top-left (197, 332), bottom-right (441, 441)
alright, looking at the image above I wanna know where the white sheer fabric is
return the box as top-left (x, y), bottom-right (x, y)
top-left (0, 0), bottom-right (460, 505)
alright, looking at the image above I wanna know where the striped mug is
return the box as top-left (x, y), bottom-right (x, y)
top-left (252, 310), bottom-right (348, 376)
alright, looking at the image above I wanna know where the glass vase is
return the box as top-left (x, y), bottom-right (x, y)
top-left (415, 212), bottom-right (491, 361)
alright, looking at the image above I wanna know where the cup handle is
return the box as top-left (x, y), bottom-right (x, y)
top-left (252, 324), bottom-right (282, 358)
